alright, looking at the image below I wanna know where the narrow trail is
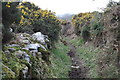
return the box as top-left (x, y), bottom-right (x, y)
top-left (61, 22), bottom-right (88, 78)
top-left (67, 42), bottom-right (88, 78)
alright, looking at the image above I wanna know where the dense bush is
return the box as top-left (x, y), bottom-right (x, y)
top-left (2, 2), bottom-right (21, 44)
top-left (72, 13), bottom-right (93, 36)
top-left (89, 12), bottom-right (104, 38)
top-left (17, 2), bottom-right (61, 42)
top-left (81, 26), bottom-right (90, 42)
top-left (72, 13), bottom-right (93, 41)
top-left (72, 12), bottom-right (104, 41)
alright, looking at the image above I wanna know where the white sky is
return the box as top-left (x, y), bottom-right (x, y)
top-left (24, 0), bottom-right (120, 15)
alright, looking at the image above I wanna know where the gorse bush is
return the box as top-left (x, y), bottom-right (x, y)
top-left (17, 2), bottom-right (61, 42)
top-left (72, 12), bottom-right (104, 41)
top-left (72, 12), bottom-right (93, 36)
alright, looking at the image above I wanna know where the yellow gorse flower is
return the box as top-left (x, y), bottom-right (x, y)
top-left (17, 5), bottom-right (24, 8)
top-left (6, 4), bottom-right (10, 8)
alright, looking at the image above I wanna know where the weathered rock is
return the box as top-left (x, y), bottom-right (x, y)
top-left (23, 52), bottom-right (30, 63)
top-left (39, 44), bottom-right (46, 50)
top-left (32, 32), bottom-right (46, 43)
top-left (15, 33), bottom-right (31, 44)
top-left (15, 50), bottom-right (23, 58)
top-left (25, 43), bottom-right (46, 52)
top-left (8, 44), bottom-right (20, 47)
top-left (22, 40), bottom-right (30, 44)
top-left (2, 32), bottom-right (53, 79)
top-left (4, 50), bottom-right (10, 55)
top-left (25, 43), bottom-right (40, 50)
top-left (22, 48), bottom-right (29, 51)
top-left (22, 33), bottom-right (31, 37)
top-left (37, 52), bottom-right (42, 57)
top-left (15, 51), bottom-right (30, 63)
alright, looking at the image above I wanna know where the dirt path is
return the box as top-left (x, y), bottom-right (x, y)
top-left (67, 42), bottom-right (88, 78)
top-left (61, 22), bottom-right (88, 78)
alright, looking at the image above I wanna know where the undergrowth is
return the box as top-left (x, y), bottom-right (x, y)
top-left (50, 41), bottom-right (71, 78)
top-left (64, 36), bottom-right (101, 78)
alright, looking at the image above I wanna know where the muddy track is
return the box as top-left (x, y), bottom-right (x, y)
top-left (67, 42), bottom-right (88, 78)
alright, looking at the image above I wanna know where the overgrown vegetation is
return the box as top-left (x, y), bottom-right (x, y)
top-left (72, 12), bottom-right (104, 42)
top-left (50, 41), bottom-right (71, 78)
top-left (17, 2), bottom-right (61, 42)
top-left (76, 43), bottom-right (100, 78)
top-left (1, 0), bottom-right (120, 79)
top-left (2, 2), bottom-right (21, 44)
top-left (2, 2), bottom-right (61, 43)
top-left (63, 36), bottom-right (100, 78)
top-left (71, 1), bottom-right (120, 78)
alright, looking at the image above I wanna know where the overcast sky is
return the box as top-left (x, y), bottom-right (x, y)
top-left (24, 0), bottom-right (120, 15)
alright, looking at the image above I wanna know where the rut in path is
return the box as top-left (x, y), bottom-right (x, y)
top-left (67, 43), bottom-right (88, 78)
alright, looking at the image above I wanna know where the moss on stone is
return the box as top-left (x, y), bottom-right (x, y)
top-left (30, 56), bottom-right (53, 79)
top-left (2, 51), bottom-right (27, 78)
top-left (2, 64), bottom-right (15, 79)
top-left (2, 32), bottom-right (54, 79)
top-left (38, 47), bottom-right (51, 64)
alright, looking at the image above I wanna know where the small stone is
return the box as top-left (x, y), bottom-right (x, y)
top-left (24, 56), bottom-right (30, 63)
top-left (22, 40), bottom-right (30, 44)
top-left (15, 50), bottom-right (24, 58)
top-left (22, 48), bottom-right (29, 51)
top-left (8, 44), bottom-right (20, 47)
top-left (4, 50), bottom-right (10, 54)
top-left (15, 51), bottom-right (31, 63)
top-left (22, 52), bottom-right (30, 63)
top-left (37, 52), bottom-right (42, 55)
top-left (36, 52), bottom-right (42, 57)
top-left (71, 66), bottom-right (80, 69)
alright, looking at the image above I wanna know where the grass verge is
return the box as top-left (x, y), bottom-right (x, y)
top-left (76, 45), bottom-right (100, 78)
top-left (50, 41), bottom-right (71, 78)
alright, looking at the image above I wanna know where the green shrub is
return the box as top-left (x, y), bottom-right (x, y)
top-left (90, 22), bottom-right (104, 37)
top-left (81, 26), bottom-right (90, 41)
top-left (16, 25), bottom-right (34, 34)
top-left (2, 2), bottom-right (21, 44)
